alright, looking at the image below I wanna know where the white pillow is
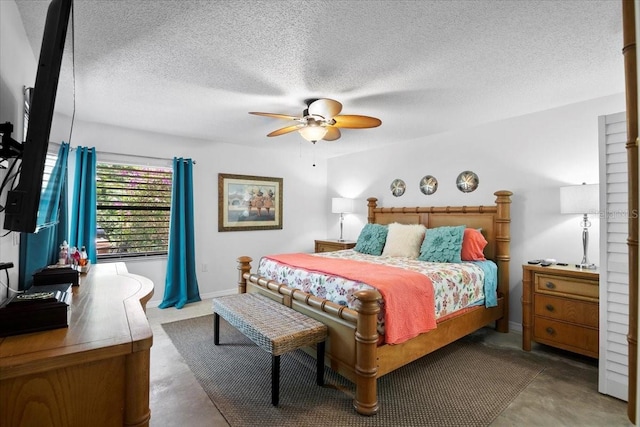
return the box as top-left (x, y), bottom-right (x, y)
top-left (381, 223), bottom-right (426, 258)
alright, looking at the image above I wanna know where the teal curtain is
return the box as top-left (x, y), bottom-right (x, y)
top-left (159, 158), bottom-right (200, 309)
top-left (69, 146), bottom-right (97, 263)
top-left (19, 142), bottom-right (69, 289)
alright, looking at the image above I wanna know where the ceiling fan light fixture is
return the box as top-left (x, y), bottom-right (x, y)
top-left (250, 98), bottom-right (380, 143)
top-left (298, 125), bottom-right (328, 142)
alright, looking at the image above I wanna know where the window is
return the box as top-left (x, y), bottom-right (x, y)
top-left (96, 162), bottom-right (172, 258)
top-left (34, 149), bottom-right (62, 230)
top-left (42, 152), bottom-right (57, 184)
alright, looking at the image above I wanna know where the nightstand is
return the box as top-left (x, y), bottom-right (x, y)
top-left (314, 239), bottom-right (356, 253)
top-left (522, 264), bottom-right (599, 358)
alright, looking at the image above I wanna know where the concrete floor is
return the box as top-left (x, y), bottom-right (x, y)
top-left (146, 299), bottom-right (631, 427)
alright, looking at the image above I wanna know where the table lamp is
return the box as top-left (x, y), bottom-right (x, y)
top-left (560, 182), bottom-right (599, 269)
top-left (331, 198), bottom-right (354, 242)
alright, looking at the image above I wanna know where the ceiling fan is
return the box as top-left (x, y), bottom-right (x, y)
top-left (249, 98), bottom-right (381, 143)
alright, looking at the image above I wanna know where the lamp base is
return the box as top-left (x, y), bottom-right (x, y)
top-left (576, 262), bottom-right (597, 270)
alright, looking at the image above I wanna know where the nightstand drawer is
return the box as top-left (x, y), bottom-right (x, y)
top-left (533, 317), bottom-right (598, 357)
top-left (535, 274), bottom-right (598, 300)
top-left (314, 240), bottom-right (356, 253)
top-left (533, 294), bottom-right (598, 328)
top-left (316, 242), bottom-right (339, 253)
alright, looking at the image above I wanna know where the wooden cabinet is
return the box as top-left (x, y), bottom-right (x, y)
top-left (0, 262), bottom-right (154, 426)
top-left (522, 264), bottom-right (599, 358)
top-left (314, 239), bottom-right (356, 253)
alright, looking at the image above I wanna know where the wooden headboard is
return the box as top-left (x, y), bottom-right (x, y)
top-left (367, 190), bottom-right (513, 304)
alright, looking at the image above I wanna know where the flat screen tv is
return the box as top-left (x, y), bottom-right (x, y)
top-left (3, 0), bottom-right (72, 233)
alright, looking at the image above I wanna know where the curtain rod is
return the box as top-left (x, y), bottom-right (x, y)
top-left (67, 146), bottom-right (196, 164)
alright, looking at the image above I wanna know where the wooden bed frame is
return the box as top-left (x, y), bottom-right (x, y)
top-left (236, 190), bottom-right (512, 415)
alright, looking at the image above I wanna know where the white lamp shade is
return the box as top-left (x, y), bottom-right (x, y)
top-left (560, 183), bottom-right (599, 214)
top-left (332, 197), bottom-right (354, 214)
top-left (298, 126), bottom-right (328, 142)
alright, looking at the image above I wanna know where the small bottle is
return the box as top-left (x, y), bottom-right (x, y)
top-left (58, 245), bottom-right (66, 265)
top-left (71, 247), bottom-right (80, 268)
top-left (59, 240), bottom-right (70, 265)
top-left (80, 246), bottom-right (88, 267)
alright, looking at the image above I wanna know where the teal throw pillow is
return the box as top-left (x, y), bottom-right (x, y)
top-left (354, 224), bottom-right (388, 255)
top-left (418, 225), bottom-right (466, 263)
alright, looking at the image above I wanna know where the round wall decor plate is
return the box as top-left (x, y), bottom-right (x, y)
top-left (456, 171), bottom-right (479, 193)
top-left (390, 179), bottom-right (406, 197)
top-left (419, 175), bottom-right (438, 195)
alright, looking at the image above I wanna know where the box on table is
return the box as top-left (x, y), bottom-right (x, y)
top-left (33, 264), bottom-right (79, 286)
top-left (0, 283), bottom-right (72, 337)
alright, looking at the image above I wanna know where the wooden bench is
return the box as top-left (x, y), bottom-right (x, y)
top-left (212, 292), bottom-right (328, 406)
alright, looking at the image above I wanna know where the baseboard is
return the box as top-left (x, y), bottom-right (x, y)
top-left (509, 320), bottom-right (522, 334)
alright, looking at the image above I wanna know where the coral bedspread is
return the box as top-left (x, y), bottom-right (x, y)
top-left (265, 253), bottom-right (436, 344)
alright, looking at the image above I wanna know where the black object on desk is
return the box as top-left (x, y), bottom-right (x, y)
top-left (33, 264), bottom-right (79, 286)
top-left (0, 283), bottom-right (72, 337)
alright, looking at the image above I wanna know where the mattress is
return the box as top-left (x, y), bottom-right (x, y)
top-left (257, 249), bottom-right (498, 343)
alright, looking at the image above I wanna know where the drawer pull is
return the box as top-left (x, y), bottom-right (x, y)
top-left (545, 304), bottom-right (555, 312)
top-left (546, 327), bottom-right (556, 335)
top-left (545, 282), bottom-right (556, 290)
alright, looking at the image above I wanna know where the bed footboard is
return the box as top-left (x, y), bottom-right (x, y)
top-left (236, 256), bottom-right (382, 416)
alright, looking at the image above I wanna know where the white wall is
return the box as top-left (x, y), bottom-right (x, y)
top-left (326, 93), bottom-right (626, 327)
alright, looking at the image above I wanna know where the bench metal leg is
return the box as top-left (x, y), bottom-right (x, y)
top-left (213, 313), bottom-right (220, 345)
top-left (316, 341), bottom-right (325, 386)
top-left (272, 354), bottom-right (280, 406)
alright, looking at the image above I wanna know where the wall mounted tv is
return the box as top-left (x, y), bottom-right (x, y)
top-left (3, 0), bottom-right (72, 233)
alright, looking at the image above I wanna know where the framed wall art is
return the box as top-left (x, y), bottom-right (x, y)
top-left (218, 173), bottom-right (283, 231)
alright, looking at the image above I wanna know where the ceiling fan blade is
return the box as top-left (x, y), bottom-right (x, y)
top-left (323, 127), bottom-right (341, 141)
top-left (267, 124), bottom-right (303, 137)
top-left (249, 112), bottom-right (300, 121)
top-left (332, 115), bottom-right (382, 129)
top-left (308, 98), bottom-right (342, 119)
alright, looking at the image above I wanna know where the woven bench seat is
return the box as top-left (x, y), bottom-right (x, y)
top-left (212, 292), bottom-right (328, 406)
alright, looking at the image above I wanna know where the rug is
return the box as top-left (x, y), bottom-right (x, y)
top-left (161, 314), bottom-right (544, 427)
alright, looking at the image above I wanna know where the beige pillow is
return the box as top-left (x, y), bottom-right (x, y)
top-left (381, 223), bottom-right (427, 258)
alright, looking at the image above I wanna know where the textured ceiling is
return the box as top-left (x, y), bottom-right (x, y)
top-left (14, 0), bottom-right (625, 157)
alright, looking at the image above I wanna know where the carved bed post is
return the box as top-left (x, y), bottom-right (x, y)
top-left (494, 190), bottom-right (512, 333)
top-left (367, 197), bottom-right (378, 224)
top-left (237, 256), bottom-right (252, 294)
top-left (352, 289), bottom-right (382, 416)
